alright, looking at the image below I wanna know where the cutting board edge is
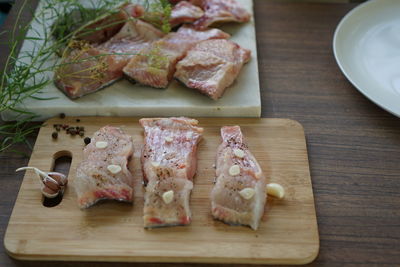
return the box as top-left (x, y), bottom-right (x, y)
top-left (4, 117), bottom-right (319, 265)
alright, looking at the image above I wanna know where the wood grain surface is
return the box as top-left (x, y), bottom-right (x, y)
top-left (4, 117), bottom-right (318, 264)
top-left (1, 0), bottom-right (400, 266)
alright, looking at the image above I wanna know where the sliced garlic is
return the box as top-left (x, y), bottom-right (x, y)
top-left (266, 183), bottom-right (285, 199)
top-left (151, 161), bottom-right (160, 167)
top-left (165, 136), bottom-right (173, 142)
top-left (233, 148), bottom-right (245, 158)
top-left (162, 190), bottom-right (174, 204)
top-left (107, 164), bottom-right (122, 174)
top-left (229, 165), bottom-right (240, 176)
top-left (239, 188), bottom-right (256, 200)
top-left (95, 141), bottom-right (108, 149)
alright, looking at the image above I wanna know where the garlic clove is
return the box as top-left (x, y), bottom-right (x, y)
top-left (229, 165), bottom-right (241, 176)
top-left (48, 172), bottom-right (68, 186)
top-left (162, 190), bottom-right (174, 204)
top-left (95, 141), bottom-right (108, 149)
top-left (239, 188), bottom-right (256, 200)
top-left (107, 164), bottom-right (122, 174)
top-left (266, 183), bottom-right (285, 199)
top-left (233, 148), bottom-right (245, 158)
top-left (164, 136), bottom-right (173, 142)
top-left (41, 184), bottom-right (59, 198)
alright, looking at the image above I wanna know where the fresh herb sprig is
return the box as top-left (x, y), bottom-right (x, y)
top-left (0, 0), bottom-right (172, 154)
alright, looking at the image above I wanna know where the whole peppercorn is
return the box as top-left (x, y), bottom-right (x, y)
top-left (79, 131), bottom-right (84, 137)
top-left (70, 129), bottom-right (77, 136)
top-left (84, 137), bottom-right (91, 145)
top-left (59, 113), bottom-right (66, 119)
top-left (76, 119), bottom-right (81, 122)
top-left (52, 132), bottom-right (58, 139)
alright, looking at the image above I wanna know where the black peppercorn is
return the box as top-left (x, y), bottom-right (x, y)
top-left (52, 132), bottom-right (58, 139)
top-left (59, 113), bottom-right (66, 119)
top-left (79, 131), bottom-right (84, 137)
top-left (76, 119), bottom-right (80, 122)
top-left (84, 137), bottom-right (91, 145)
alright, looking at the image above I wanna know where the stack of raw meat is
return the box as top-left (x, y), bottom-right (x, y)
top-left (55, 0), bottom-right (252, 100)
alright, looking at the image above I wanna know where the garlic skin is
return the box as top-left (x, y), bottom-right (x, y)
top-left (16, 167), bottom-right (67, 198)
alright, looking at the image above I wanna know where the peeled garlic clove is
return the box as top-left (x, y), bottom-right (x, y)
top-left (266, 183), bottom-right (285, 199)
top-left (239, 188), bottom-right (256, 200)
top-left (229, 165), bottom-right (240, 176)
top-left (162, 190), bottom-right (174, 204)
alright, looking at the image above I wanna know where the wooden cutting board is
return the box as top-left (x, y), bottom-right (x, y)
top-left (4, 117), bottom-right (319, 264)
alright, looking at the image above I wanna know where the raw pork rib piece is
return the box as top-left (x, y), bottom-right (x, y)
top-left (54, 45), bottom-right (125, 99)
top-left (97, 20), bottom-right (165, 68)
top-left (140, 117), bottom-right (203, 228)
top-left (75, 126), bottom-right (134, 209)
top-left (123, 25), bottom-right (230, 88)
top-left (170, 1), bottom-right (204, 27)
top-left (211, 126), bottom-right (267, 230)
top-left (174, 39), bottom-right (251, 100)
top-left (191, 0), bottom-right (251, 30)
top-left (55, 20), bottom-right (164, 99)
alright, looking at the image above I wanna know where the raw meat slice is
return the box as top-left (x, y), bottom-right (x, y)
top-left (74, 4), bottom-right (130, 44)
top-left (54, 43), bottom-right (125, 99)
top-left (191, 0), bottom-right (251, 30)
top-left (174, 39), bottom-right (251, 100)
top-left (123, 26), bottom-right (230, 88)
top-left (170, 1), bottom-right (204, 27)
top-left (75, 126), bottom-right (134, 209)
top-left (140, 117), bottom-right (203, 228)
top-left (55, 20), bottom-right (164, 99)
top-left (96, 20), bottom-right (165, 67)
top-left (211, 126), bottom-right (267, 230)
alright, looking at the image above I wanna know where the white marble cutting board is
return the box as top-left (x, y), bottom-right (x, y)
top-left (2, 0), bottom-right (260, 121)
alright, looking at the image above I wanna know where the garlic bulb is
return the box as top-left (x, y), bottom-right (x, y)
top-left (16, 167), bottom-right (67, 198)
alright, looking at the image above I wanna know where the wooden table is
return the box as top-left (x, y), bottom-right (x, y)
top-left (1, 0), bottom-right (399, 266)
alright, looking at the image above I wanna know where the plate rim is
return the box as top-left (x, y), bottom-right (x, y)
top-left (333, 0), bottom-right (400, 117)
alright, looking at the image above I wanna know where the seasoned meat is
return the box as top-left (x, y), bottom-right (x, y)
top-left (97, 19), bottom-right (165, 68)
top-left (174, 39), bottom-right (251, 100)
top-left (54, 44), bottom-right (125, 99)
top-left (140, 117), bottom-right (203, 228)
top-left (191, 0), bottom-right (251, 30)
top-left (123, 25), bottom-right (230, 88)
top-left (75, 126), bottom-right (134, 209)
top-left (211, 126), bottom-right (267, 230)
top-left (170, 1), bottom-right (204, 27)
top-left (54, 20), bottom-right (164, 99)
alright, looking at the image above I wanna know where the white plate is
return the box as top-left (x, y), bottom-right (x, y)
top-left (333, 0), bottom-right (400, 117)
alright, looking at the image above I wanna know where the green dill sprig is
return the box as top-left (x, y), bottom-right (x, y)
top-left (0, 0), bottom-right (172, 154)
